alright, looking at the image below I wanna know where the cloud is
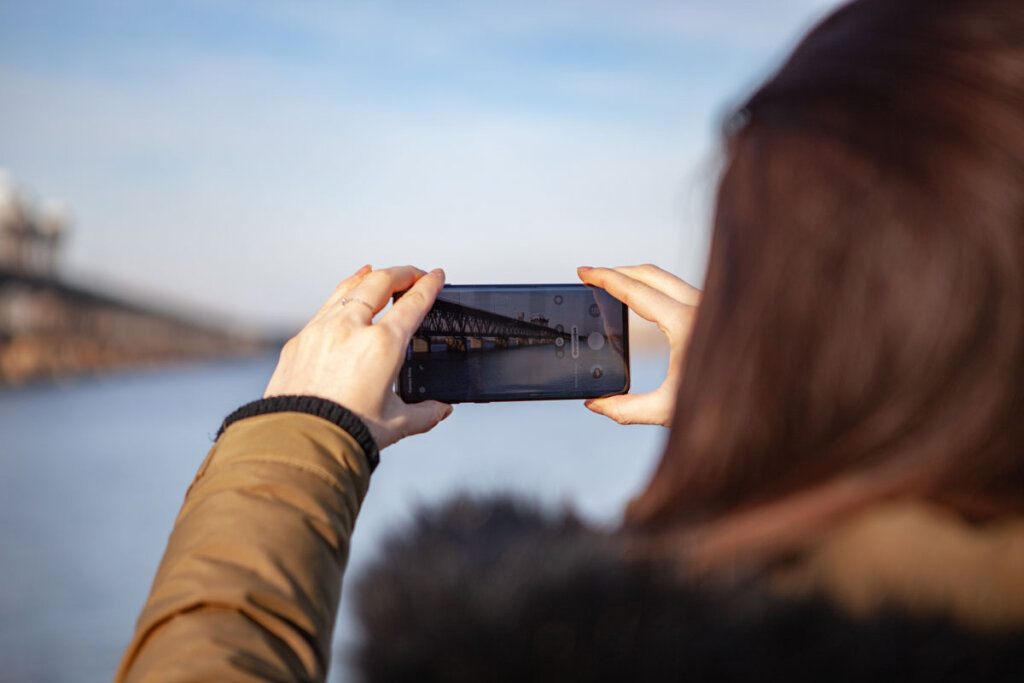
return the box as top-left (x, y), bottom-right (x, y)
top-left (221, 0), bottom-right (839, 55)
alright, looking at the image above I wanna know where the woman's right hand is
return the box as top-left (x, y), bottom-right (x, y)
top-left (264, 265), bottom-right (452, 450)
top-left (577, 264), bottom-right (700, 427)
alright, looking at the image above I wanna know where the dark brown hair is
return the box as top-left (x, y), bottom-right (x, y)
top-left (626, 0), bottom-right (1024, 561)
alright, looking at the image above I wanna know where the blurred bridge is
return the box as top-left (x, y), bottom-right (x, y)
top-left (0, 267), bottom-right (272, 383)
top-left (0, 171), bottom-right (274, 383)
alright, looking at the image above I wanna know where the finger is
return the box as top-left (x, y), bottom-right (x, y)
top-left (584, 391), bottom-right (674, 426)
top-left (397, 400), bottom-right (453, 439)
top-left (311, 265), bottom-right (373, 321)
top-left (577, 266), bottom-right (684, 325)
top-left (380, 268), bottom-right (445, 340)
top-left (611, 264), bottom-right (701, 305)
top-left (342, 265), bottom-right (427, 315)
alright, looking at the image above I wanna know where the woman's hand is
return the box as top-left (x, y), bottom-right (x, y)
top-left (577, 264), bottom-right (700, 427)
top-left (264, 265), bottom-right (452, 449)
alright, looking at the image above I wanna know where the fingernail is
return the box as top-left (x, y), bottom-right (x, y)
top-left (583, 399), bottom-right (594, 408)
top-left (431, 268), bottom-right (445, 278)
top-left (577, 266), bottom-right (593, 272)
top-left (441, 405), bottom-right (454, 420)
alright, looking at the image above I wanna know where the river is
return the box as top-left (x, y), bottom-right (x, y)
top-left (0, 351), bottom-right (668, 682)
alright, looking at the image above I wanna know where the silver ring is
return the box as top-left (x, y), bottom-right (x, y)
top-left (340, 296), bottom-right (374, 312)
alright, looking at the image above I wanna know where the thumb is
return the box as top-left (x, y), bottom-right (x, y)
top-left (399, 400), bottom-right (454, 437)
top-left (584, 392), bottom-right (672, 426)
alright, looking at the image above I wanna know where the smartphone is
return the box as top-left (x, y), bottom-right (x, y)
top-left (396, 284), bottom-right (629, 403)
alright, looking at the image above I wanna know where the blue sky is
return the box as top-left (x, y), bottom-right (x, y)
top-left (0, 0), bottom-right (840, 327)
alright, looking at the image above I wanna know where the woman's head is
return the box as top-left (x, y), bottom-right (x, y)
top-left (628, 0), bottom-right (1024, 542)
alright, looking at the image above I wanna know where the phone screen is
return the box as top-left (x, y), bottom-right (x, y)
top-left (397, 284), bottom-right (629, 403)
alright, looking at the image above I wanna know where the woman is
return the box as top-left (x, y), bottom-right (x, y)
top-left (117, 0), bottom-right (1024, 680)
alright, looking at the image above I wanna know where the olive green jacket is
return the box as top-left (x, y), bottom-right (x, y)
top-left (116, 412), bottom-right (371, 682)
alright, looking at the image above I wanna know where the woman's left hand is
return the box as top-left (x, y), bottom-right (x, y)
top-left (577, 264), bottom-right (700, 427)
top-left (264, 264), bottom-right (453, 449)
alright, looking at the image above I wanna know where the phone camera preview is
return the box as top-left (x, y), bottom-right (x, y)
top-left (401, 283), bottom-right (629, 403)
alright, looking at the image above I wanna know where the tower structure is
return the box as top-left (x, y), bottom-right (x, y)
top-left (0, 171), bottom-right (67, 276)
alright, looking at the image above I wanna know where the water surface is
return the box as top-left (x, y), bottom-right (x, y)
top-left (0, 352), bottom-right (668, 681)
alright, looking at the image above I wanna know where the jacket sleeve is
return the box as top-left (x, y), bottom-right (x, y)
top-left (115, 411), bottom-right (373, 682)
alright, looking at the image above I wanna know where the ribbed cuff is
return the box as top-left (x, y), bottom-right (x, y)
top-left (217, 395), bottom-right (380, 473)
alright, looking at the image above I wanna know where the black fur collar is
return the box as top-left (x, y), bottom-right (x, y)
top-left (350, 496), bottom-right (1024, 682)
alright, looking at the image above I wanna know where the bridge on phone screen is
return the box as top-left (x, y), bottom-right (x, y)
top-left (416, 299), bottom-right (571, 344)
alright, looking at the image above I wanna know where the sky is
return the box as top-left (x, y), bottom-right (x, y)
top-left (0, 0), bottom-right (841, 329)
